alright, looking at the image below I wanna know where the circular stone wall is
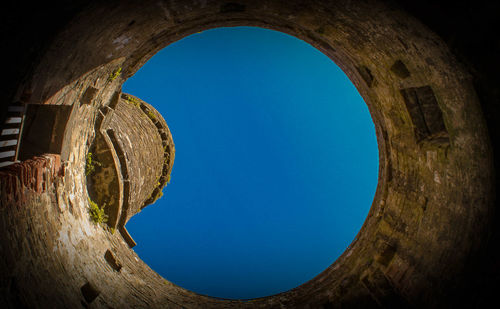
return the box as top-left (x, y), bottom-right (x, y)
top-left (0, 1), bottom-right (494, 308)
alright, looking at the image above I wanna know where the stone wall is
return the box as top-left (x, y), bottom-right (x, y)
top-left (0, 0), bottom-right (497, 308)
top-left (104, 94), bottom-right (175, 221)
top-left (87, 130), bottom-right (122, 229)
top-left (0, 154), bottom-right (63, 202)
top-left (81, 89), bottom-right (175, 248)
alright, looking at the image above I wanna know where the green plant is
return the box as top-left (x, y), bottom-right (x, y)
top-left (146, 110), bottom-right (157, 121)
top-left (155, 190), bottom-right (163, 201)
top-left (85, 152), bottom-right (101, 176)
top-left (127, 96), bottom-right (141, 108)
top-left (108, 67), bottom-right (122, 81)
top-left (150, 189), bottom-right (163, 204)
top-left (88, 198), bottom-right (108, 225)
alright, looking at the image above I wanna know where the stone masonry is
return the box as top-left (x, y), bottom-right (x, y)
top-left (0, 1), bottom-right (498, 308)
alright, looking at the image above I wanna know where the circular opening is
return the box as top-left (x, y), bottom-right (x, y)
top-left (123, 26), bottom-right (378, 299)
top-left (3, 2), bottom-right (494, 307)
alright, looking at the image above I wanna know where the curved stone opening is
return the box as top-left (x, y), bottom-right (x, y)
top-left (86, 129), bottom-right (123, 230)
top-left (0, 1), bottom-right (494, 308)
top-left (123, 25), bottom-right (379, 299)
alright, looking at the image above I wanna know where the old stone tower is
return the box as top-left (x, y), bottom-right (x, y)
top-left (0, 86), bottom-right (175, 247)
top-left (86, 93), bottom-right (175, 247)
top-left (0, 1), bottom-right (499, 308)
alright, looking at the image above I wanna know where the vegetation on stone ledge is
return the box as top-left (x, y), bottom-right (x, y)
top-left (163, 153), bottom-right (170, 166)
top-left (126, 96), bottom-right (141, 108)
top-left (88, 198), bottom-right (108, 225)
top-left (85, 152), bottom-right (101, 176)
top-left (150, 189), bottom-right (163, 204)
top-left (146, 109), bottom-right (157, 122)
top-left (108, 67), bottom-right (122, 81)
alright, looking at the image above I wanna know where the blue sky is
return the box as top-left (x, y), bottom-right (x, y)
top-left (123, 26), bottom-right (378, 300)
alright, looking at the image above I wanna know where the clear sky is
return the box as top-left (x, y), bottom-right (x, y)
top-left (123, 26), bottom-right (378, 300)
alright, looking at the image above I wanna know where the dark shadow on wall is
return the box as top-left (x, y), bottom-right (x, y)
top-left (0, 1), bottom-right (92, 121)
top-left (391, 0), bottom-right (500, 307)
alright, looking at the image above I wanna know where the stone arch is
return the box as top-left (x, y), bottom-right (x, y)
top-left (0, 1), bottom-right (494, 308)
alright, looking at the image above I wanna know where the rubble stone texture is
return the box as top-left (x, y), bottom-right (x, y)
top-left (0, 0), bottom-right (498, 308)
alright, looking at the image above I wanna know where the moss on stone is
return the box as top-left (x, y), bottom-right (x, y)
top-left (126, 96), bottom-right (141, 108)
top-left (146, 109), bottom-right (157, 121)
top-left (108, 67), bottom-right (122, 81)
top-left (88, 198), bottom-right (108, 225)
top-left (85, 152), bottom-right (101, 176)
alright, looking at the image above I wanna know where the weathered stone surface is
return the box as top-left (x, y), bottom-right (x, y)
top-left (0, 0), bottom-right (497, 308)
top-left (86, 92), bottom-right (175, 246)
top-left (390, 60), bottom-right (411, 79)
top-left (87, 130), bottom-right (122, 229)
top-left (0, 154), bottom-right (62, 203)
top-left (104, 249), bottom-right (122, 272)
top-left (80, 86), bottom-right (99, 106)
top-left (81, 282), bottom-right (100, 304)
top-left (400, 86), bottom-right (448, 143)
top-left (102, 94), bottom-right (174, 221)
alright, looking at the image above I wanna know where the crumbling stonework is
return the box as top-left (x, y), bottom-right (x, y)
top-left (0, 154), bottom-right (63, 203)
top-left (0, 0), bottom-right (497, 308)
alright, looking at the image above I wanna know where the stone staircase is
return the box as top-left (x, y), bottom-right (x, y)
top-left (0, 103), bottom-right (25, 168)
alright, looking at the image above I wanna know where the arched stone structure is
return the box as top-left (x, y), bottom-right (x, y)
top-left (0, 1), bottom-right (496, 308)
top-left (86, 93), bottom-right (175, 247)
